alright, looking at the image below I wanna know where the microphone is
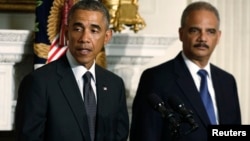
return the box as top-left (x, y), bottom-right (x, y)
top-left (168, 95), bottom-right (199, 135)
top-left (147, 93), bottom-right (180, 137)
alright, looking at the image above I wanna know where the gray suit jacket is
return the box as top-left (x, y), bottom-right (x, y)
top-left (130, 51), bottom-right (241, 141)
top-left (15, 55), bottom-right (129, 141)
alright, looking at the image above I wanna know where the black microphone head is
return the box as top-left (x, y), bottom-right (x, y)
top-left (168, 95), bottom-right (183, 110)
top-left (147, 93), bottom-right (181, 133)
top-left (147, 93), bottom-right (164, 110)
top-left (147, 93), bottom-right (170, 118)
top-left (168, 95), bottom-right (190, 115)
top-left (168, 95), bottom-right (199, 134)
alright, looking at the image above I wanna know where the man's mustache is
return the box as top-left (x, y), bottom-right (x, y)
top-left (194, 43), bottom-right (209, 48)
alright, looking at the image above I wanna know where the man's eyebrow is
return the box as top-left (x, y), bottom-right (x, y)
top-left (72, 22), bottom-right (83, 26)
top-left (90, 24), bottom-right (101, 30)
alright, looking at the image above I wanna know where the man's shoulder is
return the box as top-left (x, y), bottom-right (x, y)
top-left (27, 58), bottom-right (68, 79)
top-left (210, 64), bottom-right (235, 78)
top-left (96, 64), bottom-right (123, 80)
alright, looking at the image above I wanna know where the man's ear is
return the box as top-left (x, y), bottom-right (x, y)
top-left (216, 30), bottom-right (221, 45)
top-left (178, 27), bottom-right (183, 42)
top-left (104, 29), bottom-right (113, 45)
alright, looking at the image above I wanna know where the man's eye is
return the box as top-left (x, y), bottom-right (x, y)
top-left (189, 28), bottom-right (199, 33)
top-left (73, 27), bottom-right (83, 31)
top-left (207, 29), bottom-right (216, 34)
top-left (91, 29), bottom-right (99, 33)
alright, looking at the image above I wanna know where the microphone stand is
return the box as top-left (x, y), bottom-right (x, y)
top-left (179, 115), bottom-right (199, 136)
top-left (165, 111), bottom-right (199, 141)
top-left (165, 119), bottom-right (198, 141)
top-left (164, 114), bottom-right (180, 141)
top-left (169, 123), bottom-right (180, 140)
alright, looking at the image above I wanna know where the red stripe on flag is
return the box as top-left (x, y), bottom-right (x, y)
top-left (49, 35), bottom-right (59, 50)
top-left (47, 46), bottom-right (68, 63)
top-left (46, 0), bottom-right (74, 64)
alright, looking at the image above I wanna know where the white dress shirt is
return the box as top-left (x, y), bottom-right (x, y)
top-left (182, 52), bottom-right (219, 124)
top-left (66, 50), bottom-right (97, 102)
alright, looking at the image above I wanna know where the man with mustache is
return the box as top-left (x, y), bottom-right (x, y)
top-left (130, 1), bottom-right (241, 141)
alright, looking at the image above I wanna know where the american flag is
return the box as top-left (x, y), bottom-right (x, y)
top-left (46, 0), bottom-right (74, 63)
top-left (33, 0), bottom-right (75, 69)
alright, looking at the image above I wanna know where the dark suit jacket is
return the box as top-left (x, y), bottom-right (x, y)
top-left (130, 51), bottom-right (241, 141)
top-left (15, 55), bottom-right (129, 141)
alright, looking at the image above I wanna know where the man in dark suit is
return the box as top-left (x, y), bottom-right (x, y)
top-left (130, 1), bottom-right (241, 141)
top-left (15, 1), bottom-right (129, 141)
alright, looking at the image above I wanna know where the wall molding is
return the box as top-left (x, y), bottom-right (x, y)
top-left (0, 29), bottom-right (178, 130)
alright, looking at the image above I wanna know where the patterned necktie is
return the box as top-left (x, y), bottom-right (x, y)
top-left (83, 71), bottom-right (97, 141)
top-left (197, 69), bottom-right (217, 125)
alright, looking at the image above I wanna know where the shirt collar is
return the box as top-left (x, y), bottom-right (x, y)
top-left (181, 52), bottom-right (211, 78)
top-left (66, 50), bottom-right (96, 83)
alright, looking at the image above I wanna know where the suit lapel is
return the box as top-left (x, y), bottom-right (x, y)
top-left (174, 53), bottom-right (211, 126)
top-left (56, 56), bottom-right (91, 141)
top-left (95, 65), bottom-right (110, 113)
top-left (94, 65), bottom-right (109, 140)
top-left (210, 65), bottom-right (224, 124)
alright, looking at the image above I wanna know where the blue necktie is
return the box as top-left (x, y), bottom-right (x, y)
top-left (197, 69), bottom-right (217, 125)
top-left (83, 71), bottom-right (97, 141)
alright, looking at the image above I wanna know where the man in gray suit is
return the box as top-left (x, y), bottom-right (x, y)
top-left (130, 1), bottom-right (241, 141)
top-left (15, 1), bottom-right (129, 141)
